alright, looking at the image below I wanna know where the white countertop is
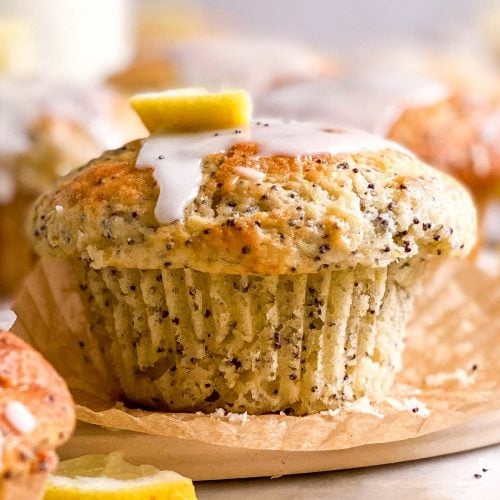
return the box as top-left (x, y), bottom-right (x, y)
top-left (196, 444), bottom-right (500, 499)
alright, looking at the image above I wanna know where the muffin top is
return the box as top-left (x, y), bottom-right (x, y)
top-left (387, 92), bottom-right (500, 194)
top-left (0, 331), bottom-right (75, 478)
top-left (31, 121), bottom-right (476, 275)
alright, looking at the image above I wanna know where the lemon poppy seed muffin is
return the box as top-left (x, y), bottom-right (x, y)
top-left (0, 78), bottom-right (146, 295)
top-left (386, 91), bottom-right (500, 201)
top-left (0, 331), bottom-right (75, 499)
top-left (28, 121), bottom-right (476, 415)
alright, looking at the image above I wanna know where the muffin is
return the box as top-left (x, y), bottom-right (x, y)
top-left (109, 36), bottom-right (335, 96)
top-left (27, 120), bottom-right (476, 415)
top-left (0, 78), bottom-right (146, 295)
top-left (386, 90), bottom-right (500, 220)
top-left (258, 75), bottom-right (500, 234)
top-left (0, 331), bottom-right (75, 499)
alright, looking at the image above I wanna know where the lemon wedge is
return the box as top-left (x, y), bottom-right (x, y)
top-left (45, 452), bottom-right (197, 500)
top-left (130, 88), bottom-right (252, 133)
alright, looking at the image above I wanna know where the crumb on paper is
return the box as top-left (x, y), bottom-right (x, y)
top-left (342, 397), bottom-right (385, 419)
top-left (395, 384), bottom-right (422, 396)
top-left (425, 368), bottom-right (476, 387)
top-left (211, 408), bottom-right (226, 418)
top-left (227, 411), bottom-right (249, 424)
top-left (209, 408), bottom-right (249, 423)
top-left (385, 397), bottom-right (431, 418)
top-left (319, 408), bottom-right (341, 417)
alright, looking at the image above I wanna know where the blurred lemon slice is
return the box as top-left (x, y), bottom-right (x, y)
top-left (45, 452), bottom-right (197, 499)
top-left (0, 19), bottom-right (35, 75)
top-left (130, 88), bottom-right (252, 133)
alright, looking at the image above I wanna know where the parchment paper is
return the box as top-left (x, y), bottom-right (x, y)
top-left (12, 257), bottom-right (500, 452)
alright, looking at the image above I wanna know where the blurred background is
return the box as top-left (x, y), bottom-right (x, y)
top-left (0, 0), bottom-right (499, 295)
top-left (1, 0), bottom-right (500, 82)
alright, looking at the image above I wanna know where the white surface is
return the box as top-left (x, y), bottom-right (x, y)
top-left (0, 0), bottom-right (133, 82)
top-left (190, 0), bottom-right (496, 52)
top-left (196, 445), bottom-right (500, 499)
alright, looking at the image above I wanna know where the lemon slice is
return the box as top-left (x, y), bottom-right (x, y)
top-left (130, 88), bottom-right (252, 133)
top-left (45, 452), bottom-right (197, 499)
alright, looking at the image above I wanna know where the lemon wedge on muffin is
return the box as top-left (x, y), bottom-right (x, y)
top-left (130, 88), bottom-right (252, 133)
top-left (45, 452), bottom-right (197, 499)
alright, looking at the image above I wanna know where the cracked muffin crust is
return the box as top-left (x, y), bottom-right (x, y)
top-left (31, 139), bottom-right (475, 275)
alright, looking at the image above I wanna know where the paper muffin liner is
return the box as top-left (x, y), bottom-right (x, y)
top-left (16, 257), bottom-right (422, 414)
top-left (12, 257), bottom-right (500, 477)
top-left (0, 192), bottom-right (37, 296)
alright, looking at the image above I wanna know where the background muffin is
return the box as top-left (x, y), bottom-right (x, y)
top-left (386, 91), bottom-right (500, 218)
top-left (27, 123), bottom-right (476, 415)
top-left (0, 78), bottom-right (146, 296)
top-left (0, 331), bottom-right (75, 500)
top-left (109, 36), bottom-right (335, 96)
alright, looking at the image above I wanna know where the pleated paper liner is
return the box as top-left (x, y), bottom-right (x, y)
top-left (11, 257), bottom-right (500, 477)
top-left (54, 258), bottom-right (418, 414)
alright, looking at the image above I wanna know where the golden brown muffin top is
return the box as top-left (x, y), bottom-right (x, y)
top-left (31, 127), bottom-right (476, 275)
top-left (0, 331), bottom-right (75, 478)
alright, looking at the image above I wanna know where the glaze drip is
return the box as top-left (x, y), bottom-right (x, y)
top-left (135, 120), bottom-right (409, 224)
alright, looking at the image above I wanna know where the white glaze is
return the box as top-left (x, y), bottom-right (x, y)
top-left (136, 120), bottom-right (408, 223)
top-left (5, 400), bottom-right (36, 434)
top-left (234, 166), bottom-right (266, 181)
top-left (256, 74), bottom-right (449, 136)
top-left (0, 78), bottom-right (125, 156)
